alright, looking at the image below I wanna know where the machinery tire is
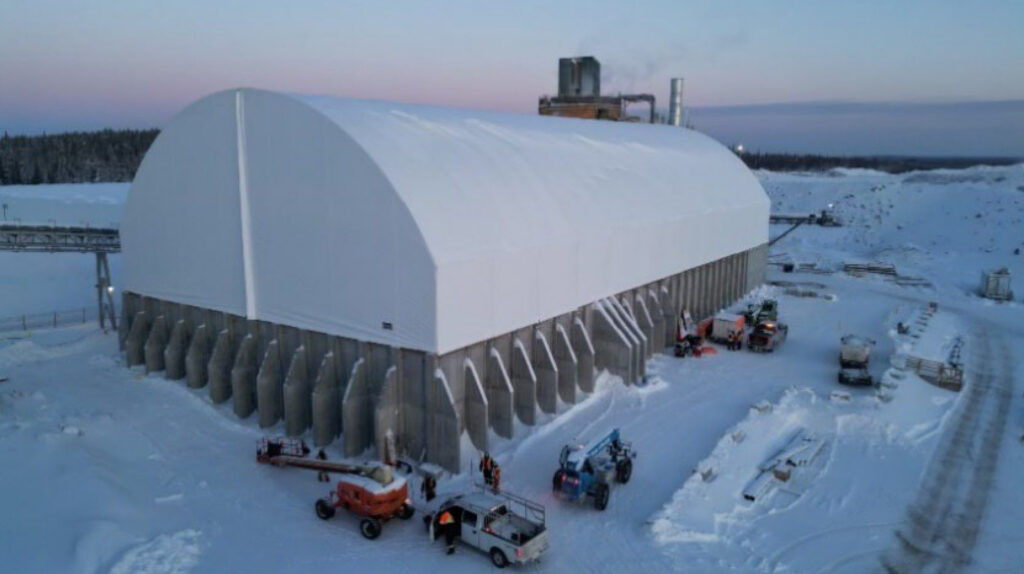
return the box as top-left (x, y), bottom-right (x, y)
top-left (616, 459), bottom-right (633, 484)
top-left (594, 484), bottom-right (610, 511)
top-left (490, 548), bottom-right (510, 569)
top-left (398, 503), bottom-right (415, 520)
top-left (360, 518), bottom-right (382, 540)
top-left (315, 498), bottom-right (335, 520)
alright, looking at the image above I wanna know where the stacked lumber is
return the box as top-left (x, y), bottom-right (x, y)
top-left (742, 429), bottom-right (827, 502)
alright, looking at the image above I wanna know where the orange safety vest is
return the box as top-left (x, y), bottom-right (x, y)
top-left (493, 466), bottom-right (502, 489)
top-left (439, 511), bottom-right (454, 525)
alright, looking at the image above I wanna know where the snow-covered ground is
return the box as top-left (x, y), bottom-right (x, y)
top-left (1, 165), bottom-right (1022, 573)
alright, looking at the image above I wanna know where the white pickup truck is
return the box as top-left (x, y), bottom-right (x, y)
top-left (429, 489), bottom-right (548, 568)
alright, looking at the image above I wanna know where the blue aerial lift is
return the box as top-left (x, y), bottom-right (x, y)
top-left (551, 429), bottom-right (636, 511)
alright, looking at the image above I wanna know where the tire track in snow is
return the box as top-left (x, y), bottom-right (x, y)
top-left (765, 520), bottom-right (904, 570)
top-left (881, 327), bottom-right (1014, 573)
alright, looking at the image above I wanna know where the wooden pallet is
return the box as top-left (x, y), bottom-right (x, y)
top-left (844, 262), bottom-right (897, 276)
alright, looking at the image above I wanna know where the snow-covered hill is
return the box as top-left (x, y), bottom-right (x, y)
top-left (762, 164), bottom-right (1024, 294)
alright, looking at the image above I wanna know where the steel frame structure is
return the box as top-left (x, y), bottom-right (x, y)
top-left (0, 224), bottom-right (120, 330)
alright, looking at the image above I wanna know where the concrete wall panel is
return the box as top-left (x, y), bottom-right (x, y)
top-left (606, 298), bottom-right (645, 381)
top-left (143, 315), bottom-right (168, 374)
top-left (708, 261), bottom-right (718, 314)
top-left (646, 289), bottom-right (666, 351)
top-left (533, 331), bottom-right (559, 414)
top-left (511, 338), bottom-right (537, 425)
top-left (660, 284), bottom-right (676, 343)
top-left (463, 358), bottom-right (489, 451)
top-left (701, 264), bottom-right (712, 318)
top-left (117, 296), bottom-right (130, 351)
top-left (208, 329), bottom-right (233, 403)
top-left (716, 259), bottom-right (725, 311)
top-left (553, 323), bottom-right (578, 404)
top-left (721, 257), bottom-right (730, 309)
top-left (125, 311), bottom-right (150, 367)
top-left (592, 301), bottom-right (633, 383)
top-left (283, 346), bottom-right (310, 436)
top-left (488, 333), bottom-right (512, 381)
top-left (255, 339), bottom-right (282, 427)
top-left (485, 348), bottom-right (515, 438)
top-left (438, 351), bottom-right (466, 432)
top-left (164, 319), bottom-right (188, 380)
top-left (186, 324), bottom-right (210, 388)
top-left (427, 369), bottom-right (460, 472)
top-left (634, 295), bottom-right (657, 356)
top-left (231, 334), bottom-right (258, 418)
top-left (731, 254), bottom-right (741, 301)
top-left (399, 350), bottom-right (427, 460)
top-left (311, 352), bottom-right (339, 447)
top-left (374, 366), bottom-right (400, 462)
top-left (740, 251), bottom-right (749, 295)
top-left (748, 243), bottom-right (767, 291)
top-left (342, 358), bottom-right (371, 457)
top-left (686, 269), bottom-right (697, 318)
top-left (572, 317), bottom-right (596, 393)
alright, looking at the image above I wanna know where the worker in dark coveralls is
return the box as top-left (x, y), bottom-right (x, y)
top-left (492, 464), bottom-right (502, 492)
top-left (316, 449), bottom-right (329, 482)
top-left (479, 452), bottom-right (495, 486)
top-left (421, 474), bottom-right (437, 503)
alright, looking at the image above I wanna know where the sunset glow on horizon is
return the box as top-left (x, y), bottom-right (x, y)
top-left (2, 0), bottom-right (1023, 155)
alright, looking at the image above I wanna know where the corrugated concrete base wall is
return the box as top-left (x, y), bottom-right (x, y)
top-left (120, 244), bottom-right (767, 473)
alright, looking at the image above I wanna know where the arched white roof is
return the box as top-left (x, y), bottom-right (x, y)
top-left (123, 88), bottom-right (768, 354)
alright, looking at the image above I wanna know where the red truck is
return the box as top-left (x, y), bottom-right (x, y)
top-left (746, 321), bottom-right (788, 352)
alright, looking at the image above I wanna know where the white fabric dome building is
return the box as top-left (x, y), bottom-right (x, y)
top-left (120, 89), bottom-right (768, 470)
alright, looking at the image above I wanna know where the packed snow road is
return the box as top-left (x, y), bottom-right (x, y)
top-left (883, 327), bottom-right (1016, 573)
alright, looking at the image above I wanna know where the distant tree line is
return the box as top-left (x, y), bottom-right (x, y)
top-left (736, 152), bottom-right (1019, 174)
top-left (0, 127), bottom-right (1019, 185)
top-left (0, 129), bottom-right (158, 185)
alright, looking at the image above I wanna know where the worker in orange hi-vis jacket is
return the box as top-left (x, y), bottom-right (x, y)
top-left (438, 509), bottom-right (457, 555)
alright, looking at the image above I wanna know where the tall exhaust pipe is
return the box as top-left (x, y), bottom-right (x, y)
top-left (668, 77), bottom-right (684, 127)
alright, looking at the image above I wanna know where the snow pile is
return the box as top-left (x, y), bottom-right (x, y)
top-left (109, 529), bottom-right (202, 574)
top-left (649, 376), bottom-right (963, 572)
top-left (650, 388), bottom-right (834, 546)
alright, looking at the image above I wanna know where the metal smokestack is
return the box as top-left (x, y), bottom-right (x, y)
top-left (668, 77), bottom-right (684, 127)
